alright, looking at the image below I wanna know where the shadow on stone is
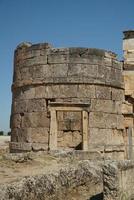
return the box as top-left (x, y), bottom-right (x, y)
top-left (75, 142), bottom-right (82, 150)
top-left (89, 192), bottom-right (103, 200)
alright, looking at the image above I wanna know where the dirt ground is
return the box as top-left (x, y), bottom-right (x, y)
top-left (0, 137), bottom-right (72, 185)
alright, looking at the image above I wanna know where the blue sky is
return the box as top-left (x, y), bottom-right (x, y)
top-left (0, 0), bottom-right (134, 132)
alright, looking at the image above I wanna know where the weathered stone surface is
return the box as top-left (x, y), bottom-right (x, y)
top-left (103, 162), bottom-right (119, 200)
top-left (11, 128), bottom-right (31, 143)
top-left (11, 43), bottom-right (124, 153)
top-left (122, 101), bottom-right (133, 113)
top-left (11, 114), bottom-right (21, 128)
top-left (10, 142), bottom-right (32, 152)
top-left (32, 143), bottom-right (48, 151)
top-left (77, 85), bottom-right (96, 98)
top-left (12, 100), bottom-right (27, 114)
top-left (27, 99), bottom-right (46, 112)
top-left (67, 63), bottom-right (98, 77)
top-left (123, 71), bottom-right (134, 96)
top-left (89, 112), bottom-right (117, 129)
top-left (0, 160), bottom-right (102, 200)
top-left (48, 49), bottom-right (69, 63)
top-left (89, 128), bottom-right (124, 147)
top-left (58, 131), bottom-right (82, 149)
top-left (21, 112), bottom-right (50, 128)
top-left (103, 160), bottom-right (134, 200)
top-left (111, 88), bottom-right (124, 101)
top-left (95, 86), bottom-right (111, 100)
top-left (124, 117), bottom-right (134, 127)
top-left (90, 99), bottom-right (122, 114)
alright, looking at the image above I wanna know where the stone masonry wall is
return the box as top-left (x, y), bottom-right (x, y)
top-left (123, 30), bottom-right (134, 160)
top-left (103, 160), bottom-right (134, 200)
top-left (10, 42), bottom-right (125, 154)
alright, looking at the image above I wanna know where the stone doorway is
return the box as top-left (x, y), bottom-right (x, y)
top-left (48, 102), bottom-right (90, 151)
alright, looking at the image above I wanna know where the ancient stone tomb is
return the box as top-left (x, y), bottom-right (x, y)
top-left (10, 43), bottom-right (124, 153)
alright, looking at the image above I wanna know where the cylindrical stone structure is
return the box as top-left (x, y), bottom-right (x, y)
top-left (10, 42), bottom-right (125, 156)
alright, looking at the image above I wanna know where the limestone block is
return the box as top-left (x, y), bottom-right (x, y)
top-left (89, 112), bottom-right (106, 128)
top-left (58, 131), bottom-right (82, 149)
top-left (42, 65), bottom-right (53, 78)
top-left (54, 85), bottom-right (78, 98)
top-left (115, 101), bottom-right (123, 114)
top-left (125, 51), bottom-right (134, 59)
top-left (35, 86), bottom-right (46, 98)
top-left (13, 68), bottom-right (21, 82)
top-left (105, 113), bottom-right (117, 129)
top-left (11, 114), bottom-right (21, 128)
top-left (27, 99), bottom-right (46, 112)
top-left (112, 88), bottom-right (124, 101)
top-left (97, 65), bottom-right (106, 81)
top-left (90, 99), bottom-right (118, 113)
top-left (32, 143), bottom-right (48, 151)
top-left (89, 128), bottom-right (109, 145)
top-left (66, 76), bottom-right (95, 84)
top-left (52, 77), bottom-right (67, 83)
top-left (20, 67), bottom-right (32, 81)
top-left (89, 112), bottom-right (118, 129)
top-left (63, 111), bottom-right (81, 120)
top-left (122, 102), bottom-right (133, 114)
top-left (10, 142), bottom-right (32, 152)
top-left (69, 47), bottom-right (105, 57)
top-left (72, 131), bottom-right (82, 146)
top-left (95, 86), bottom-right (111, 100)
top-left (67, 64), bottom-right (98, 78)
top-left (111, 129), bottom-right (124, 145)
top-left (35, 85), bottom-right (79, 99)
top-left (104, 57), bottom-right (112, 66)
top-left (12, 100), bottom-right (27, 114)
top-left (117, 115), bottom-right (124, 129)
top-left (123, 38), bottom-right (134, 51)
top-left (123, 71), bottom-right (134, 95)
top-left (58, 119), bottom-right (81, 131)
top-left (13, 88), bottom-right (23, 100)
top-left (21, 112), bottom-right (50, 128)
top-left (69, 55), bottom-right (103, 65)
top-left (77, 85), bottom-right (96, 98)
top-left (106, 67), bottom-right (123, 87)
top-left (30, 128), bottom-right (48, 143)
top-left (69, 48), bottom-right (104, 64)
top-left (13, 87), bottom-right (35, 100)
top-left (18, 49), bottom-right (41, 61)
top-left (112, 59), bottom-right (122, 70)
top-left (58, 131), bottom-right (73, 148)
top-left (18, 55), bottom-right (47, 68)
top-left (48, 54), bottom-right (69, 64)
top-left (71, 120), bottom-right (81, 131)
top-left (29, 65), bottom-right (44, 79)
top-left (52, 64), bottom-right (68, 77)
top-left (58, 120), bottom-right (71, 131)
top-left (11, 128), bottom-right (31, 143)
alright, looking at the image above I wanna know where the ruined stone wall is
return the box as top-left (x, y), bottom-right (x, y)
top-left (123, 30), bottom-right (134, 159)
top-left (103, 161), bottom-right (134, 200)
top-left (10, 43), bottom-right (125, 154)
